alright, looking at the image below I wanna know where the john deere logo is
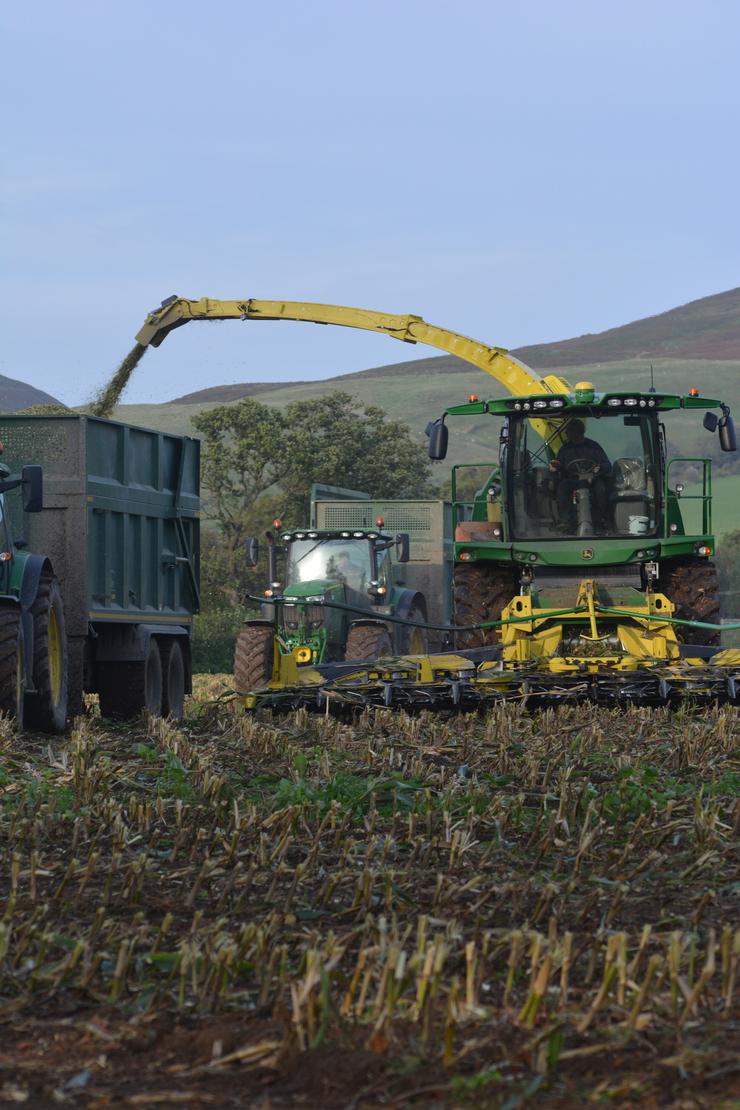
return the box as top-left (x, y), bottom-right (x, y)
top-left (581, 548), bottom-right (594, 560)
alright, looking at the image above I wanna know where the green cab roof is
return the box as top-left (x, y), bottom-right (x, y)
top-left (445, 390), bottom-right (722, 417)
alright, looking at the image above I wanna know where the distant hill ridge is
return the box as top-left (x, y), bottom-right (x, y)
top-left (170, 286), bottom-right (740, 404)
top-left (0, 374), bottom-right (61, 412)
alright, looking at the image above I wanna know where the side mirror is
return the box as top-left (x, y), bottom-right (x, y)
top-left (396, 533), bottom-right (410, 563)
top-left (22, 465), bottom-right (43, 513)
top-left (426, 419), bottom-right (448, 460)
top-left (703, 412), bottom-right (718, 433)
top-left (244, 536), bottom-right (259, 567)
top-left (719, 413), bottom-right (737, 452)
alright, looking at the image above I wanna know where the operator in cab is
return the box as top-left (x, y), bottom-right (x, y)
top-left (549, 418), bottom-right (612, 533)
top-left (334, 549), bottom-right (367, 591)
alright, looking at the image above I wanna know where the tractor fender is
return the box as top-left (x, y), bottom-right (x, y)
top-left (392, 589), bottom-right (427, 624)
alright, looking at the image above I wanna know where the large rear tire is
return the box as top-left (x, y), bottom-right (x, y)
top-left (234, 625), bottom-right (274, 694)
top-left (453, 563), bottom-right (518, 649)
top-left (0, 606), bottom-right (24, 728)
top-left (24, 575), bottom-right (68, 734)
top-left (98, 639), bottom-right (163, 720)
top-left (161, 639), bottom-right (186, 721)
top-left (661, 558), bottom-right (721, 646)
top-left (345, 622), bottom-right (393, 661)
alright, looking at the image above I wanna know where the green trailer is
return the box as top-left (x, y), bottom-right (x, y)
top-left (0, 415), bottom-right (200, 725)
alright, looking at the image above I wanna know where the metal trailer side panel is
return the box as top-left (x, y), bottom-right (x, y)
top-left (313, 499), bottom-right (453, 626)
top-left (0, 415), bottom-right (200, 712)
top-left (85, 418), bottom-right (200, 624)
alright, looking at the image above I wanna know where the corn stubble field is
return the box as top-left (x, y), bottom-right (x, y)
top-left (0, 682), bottom-right (738, 1108)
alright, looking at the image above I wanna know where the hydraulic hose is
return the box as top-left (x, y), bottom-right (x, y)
top-left (249, 595), bottom-right (589, 633)
top-left (248, 595), bottom-right (740, 636)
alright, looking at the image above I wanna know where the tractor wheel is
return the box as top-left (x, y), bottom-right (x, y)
top-left (0, 605), bottom-right (24, 728)
top-left (345, 622), bottom-right (393, 661)
top-left (161, 639), bottom-right (186, 721)
top-left (661, 558), bottom-right (721, 646)
top-left (453, 563), bottom-right (518, 649)
top-left (398, 603), bottom-right (428, 654)
top-left (24, 575), bottom-right (68, 734)
top-left (234, 625), bottom-right (274, 694)
top-left (98, 639), bottom-right (163, 720)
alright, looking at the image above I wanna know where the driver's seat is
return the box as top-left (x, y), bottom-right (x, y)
top-left (610, 457), bottom-right (652, 532)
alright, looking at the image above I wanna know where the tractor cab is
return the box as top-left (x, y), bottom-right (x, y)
top-left (244, 525), bottom-right (414, 665)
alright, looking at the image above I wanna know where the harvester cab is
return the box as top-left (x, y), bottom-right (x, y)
top-left (428, 383), bottom-right (737, 662)
top-left (234, 521), bottom-right (426, 695)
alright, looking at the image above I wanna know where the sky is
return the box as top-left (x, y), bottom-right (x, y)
top-left (3, 0), bottom-right (740, 405)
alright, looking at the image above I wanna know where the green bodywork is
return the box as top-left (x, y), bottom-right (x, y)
top-left (441, 389), bottom-right (727, 570)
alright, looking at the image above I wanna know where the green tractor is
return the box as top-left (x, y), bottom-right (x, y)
top-left (427, 380), bottom-right (736, 650)
top-left (0, 460), bottom-right (68, 732)
top-left (233, 521), bottom-right (429, 693)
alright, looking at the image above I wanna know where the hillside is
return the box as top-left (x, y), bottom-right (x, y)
top-left (0, 373), bottom-right (61, 411)
top-left (515, 286), bottom-right (740, 366)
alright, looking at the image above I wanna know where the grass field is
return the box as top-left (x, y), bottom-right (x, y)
top-left (1, 685), bottom-right (738, 1106)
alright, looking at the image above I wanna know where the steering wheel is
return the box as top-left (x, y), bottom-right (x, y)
top-left (564, 457), bottom-right (601, 482)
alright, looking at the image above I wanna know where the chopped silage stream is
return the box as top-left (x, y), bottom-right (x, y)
top-left (0, 684), bottom-right (738, 1106)
top-left (89, 342), bottom-right (148, 418)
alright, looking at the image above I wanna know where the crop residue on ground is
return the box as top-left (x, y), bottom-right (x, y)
top-left (0, 683), bottom-right (738, 1106)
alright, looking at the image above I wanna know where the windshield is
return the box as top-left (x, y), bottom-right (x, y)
top-left (286, 538), bottom-right (373, 590)
top-left (507, 413), bottom-right (660, 539)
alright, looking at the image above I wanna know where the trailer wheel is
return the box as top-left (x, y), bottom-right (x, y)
top-left (345, 622), bottom-right (393, 661)
top-left (662, 558), bottom-right (721, 645)
top-left (0, 606), bottom-right (24, 728)
top-left (234, 626), bottom-right (274, 694)
top-left (453, 563), bottom-right (517, 648)
top-left (25, 575), bottom-right (68, 734)
top-left (161, 639), bottom-right (186, 721)
top-left (98, 638), bottom-right (163, 719)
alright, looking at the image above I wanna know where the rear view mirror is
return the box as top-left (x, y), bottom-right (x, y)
top-left (396, 533), bottom-right (410, 563)
top-left (426, 419), bottom-right (448, 460)
top-left (22, 465), bottom-right (43, 513)
top-left (244, 536), bottom-right (259, 567)
top-left (719, 413), bottom-right (737, 452)
top-left (703, 412), bottom-right (719, 433)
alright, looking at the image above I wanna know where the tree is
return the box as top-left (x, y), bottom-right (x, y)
top-left (191, 400), bottom-right (288, 553)
top-left (192, 391), bottom-right (433, 611)
top-left (281, 392), bottom-right (433, 520)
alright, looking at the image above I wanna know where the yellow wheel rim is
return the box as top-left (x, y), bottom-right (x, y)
top-left (409, 627), bottom-right (426, 654)
top-left (48, 607), bottom-right (62, 704)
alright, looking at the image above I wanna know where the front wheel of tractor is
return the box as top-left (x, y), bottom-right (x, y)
top-left (234, 625), bottom-right (274, 694)
top-left (24, 574), bottom-right (68, 734)
top-left (345, 622), bottom-right (393, 661)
